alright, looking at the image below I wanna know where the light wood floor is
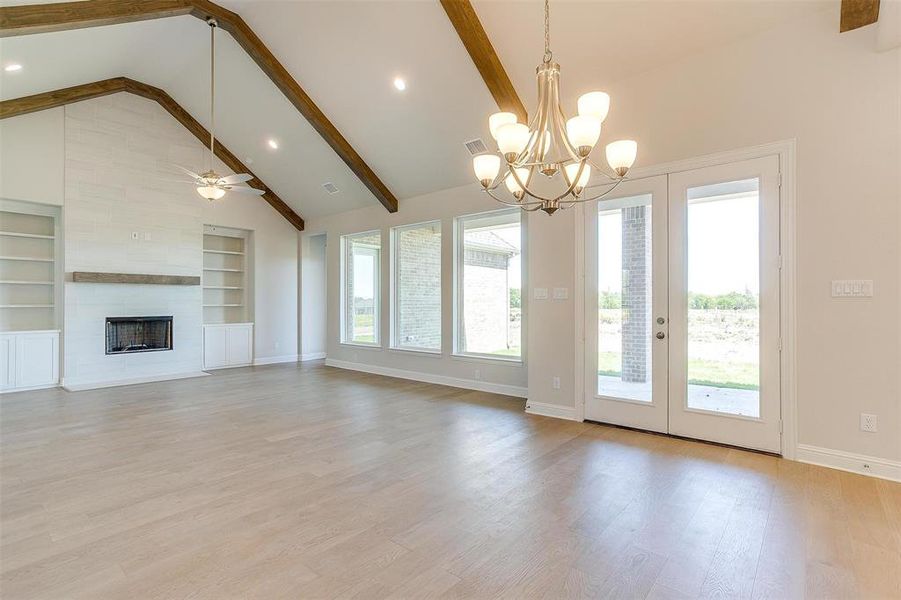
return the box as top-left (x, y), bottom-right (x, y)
top-left (1, 363), bottom-right (899, 600)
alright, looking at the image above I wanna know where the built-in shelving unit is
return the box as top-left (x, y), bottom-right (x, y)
top-left (0, 208), bottom-right (60, 333)
top-left (202, 226), bottom-right (251, 325)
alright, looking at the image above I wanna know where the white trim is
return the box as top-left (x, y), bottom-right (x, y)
top-left (300, 352), bottom-right (327, 361)
top-left (252, 354), bottom-right (299, 366)
top-left (62, 371), bottom-right (209, 391)
top-left (796, 444), bottom-right (901, 482)
top-left (525, 401), bottom-right (579, 421)
top-left (0, 382), bottom-right (59, 394)
top-left (573, 202), bottom-right (586, 422)
top-left (325, 358), bottom-right (527, 398)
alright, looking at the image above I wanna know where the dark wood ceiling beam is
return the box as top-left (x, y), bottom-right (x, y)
top-left (0, 77), bottom-right (305, 231)
top-left (0, 0), bottom-right (399, 213)
top-left (440, 0), bottom-right (527, 123)
top-left (840, 0), bottom-right (880, 32)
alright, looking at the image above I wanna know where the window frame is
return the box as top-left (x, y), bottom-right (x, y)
top-left (389, 220), bottom-right (443, 355)
top-left (339, 229), bottom-right (382, 347)
top-left (453, 208), bottom-right (524, 363)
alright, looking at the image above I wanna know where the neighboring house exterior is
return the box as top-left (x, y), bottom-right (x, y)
top-left (461, 230), bottom-right (519, 354)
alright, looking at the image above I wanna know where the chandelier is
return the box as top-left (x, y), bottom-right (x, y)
top-left (471, 0), bottom-right (638, 215)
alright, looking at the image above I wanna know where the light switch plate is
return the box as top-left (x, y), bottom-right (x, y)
top-left (552, 287), bottom-right (569, 300)
top-left (831, 280), bottom-right (873, 297)
top-left (533, 288), bottom-right (548, 300)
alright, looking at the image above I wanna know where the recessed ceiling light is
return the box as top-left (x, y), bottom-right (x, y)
top-left (267, 139), bottom-right (279, 150)
top-left (393, 77), bottom-right (406, 91)
top-left (4, 64), bottom-right (23, 73)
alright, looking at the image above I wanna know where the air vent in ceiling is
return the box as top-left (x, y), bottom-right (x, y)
top-left (464, 138), bottom-right (488, 156)
top-left (322, 182), bottom-right (340, 195)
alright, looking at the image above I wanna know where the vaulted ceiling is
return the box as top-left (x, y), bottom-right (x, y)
top-left (1, 0), bottom-right (836, 223)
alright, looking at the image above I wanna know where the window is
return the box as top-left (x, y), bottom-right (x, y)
top-left (455, 210), bottom-right (522, 359)
top-left (392, 221), bottom-right (442, 352)
top-left (341, 231), bottom-right (381, 345)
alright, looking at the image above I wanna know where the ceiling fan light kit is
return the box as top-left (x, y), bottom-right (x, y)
top-left (471, 0), bottom-right (638, 215)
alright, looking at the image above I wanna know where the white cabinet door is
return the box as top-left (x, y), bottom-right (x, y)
top-left (203, 326), bottom-right (228, 369)
top-left (226, 325), bottom-right (253, 366)
top-left (15, 332), bottom-right (58, 388)
top-left (0, 335), bottom-right (15, 391)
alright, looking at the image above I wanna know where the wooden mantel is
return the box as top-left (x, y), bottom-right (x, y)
top-left (72, 272), bottom-right (201, 285)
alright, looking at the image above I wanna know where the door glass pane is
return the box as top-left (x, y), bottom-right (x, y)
top-left (686, 178), bottom-right (760, 417)
top-left (598, 194), bottom-right (652, 402)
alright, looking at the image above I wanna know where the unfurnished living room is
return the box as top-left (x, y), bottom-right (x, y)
top-left (0, 0), bottom-right (899, 598)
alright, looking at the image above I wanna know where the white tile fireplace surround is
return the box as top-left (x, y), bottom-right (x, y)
top-left (63, 283), bottom-right (203, 390)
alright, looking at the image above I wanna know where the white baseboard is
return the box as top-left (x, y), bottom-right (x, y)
top-left (796, 444), bottom-right (901, 482)
top-left (325, 358), bottom-right (527, 398)
top-left (252, 354), bottom-right (299, 366)
top-left (0, 382), bottom-right (60, 395)
top-left (62, 371), bottom-right (209, 392)
top-left (300, 352), bottom-right (327, 361)
top-left (525, 401), bottom-right (580, 421)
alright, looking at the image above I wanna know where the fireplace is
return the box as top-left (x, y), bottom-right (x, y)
top-left (106, 316), bottom-right (173, 355)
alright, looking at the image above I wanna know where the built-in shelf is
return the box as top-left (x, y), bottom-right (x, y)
top-left (0, 304), bottom-right (54, 308)
top-left (1, 207), bottom-right (59, 334)
top-left (203, 249), bottom-right (244, 256)
top-left (0, 231), bottom-right (55, 240)
top-left (203, 228), bottom-right (249, 326)
top-left (0, 256), bottom-right (54, 262)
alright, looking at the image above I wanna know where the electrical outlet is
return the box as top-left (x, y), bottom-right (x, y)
top-left (860, 413), bottom-right (878, 433)
top-left (474, 369), bottom-right (481, 380)
top-left (552, 376), bottom-right (560, 390)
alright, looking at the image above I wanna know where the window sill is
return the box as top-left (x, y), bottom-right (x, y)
top-left (389, 347), bottom-right (443, 357)
top-left (451, 353), bottom-right (523, 366)
top-left (339, 342), bottom-right (382, 350)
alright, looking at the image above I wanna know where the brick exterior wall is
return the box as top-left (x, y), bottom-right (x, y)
top-left (621, 206), bottom-right (651, 382)
top-left (461, 247), bottom-right (510, 354)
top-left (396, 225), bottom-right (441, 349)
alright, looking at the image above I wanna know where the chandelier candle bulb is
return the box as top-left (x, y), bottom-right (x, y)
top-left (606, 140), bottom-right (638, 176)
top-left (577, 92), bottom-right (610, 122)
top-left (488, 112), bottom-right (518, 140)
top-left (473, 154), bottom-right (501, 187)
top-left (566, 116), bottom-right (602, 156)
top-left (496, 122), bottom-right (531, 161)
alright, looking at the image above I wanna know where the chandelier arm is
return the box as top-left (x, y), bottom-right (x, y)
top-left (484, 187), bottom-right (543, 207)
top-left (586, 157), bottom-right (623, 182)
top-left (567, 175), bottom-right (627, 203)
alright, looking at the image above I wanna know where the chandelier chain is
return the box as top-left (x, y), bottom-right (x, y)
top-left (543, 0), bottom-right (552, 63)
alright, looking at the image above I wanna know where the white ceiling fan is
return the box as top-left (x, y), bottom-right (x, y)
top-left (174, 18), bottom-right (263, 201)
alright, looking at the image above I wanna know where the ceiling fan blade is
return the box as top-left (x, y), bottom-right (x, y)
top-left (227, 186), bottom-right (266, 196)
top-left (220, 173), bottom-right (254, 185)
top-left (169, 164), bottom-right (203, 180)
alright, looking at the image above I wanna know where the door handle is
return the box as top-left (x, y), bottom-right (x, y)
top-left (655, 331), bottom-right (666, 340)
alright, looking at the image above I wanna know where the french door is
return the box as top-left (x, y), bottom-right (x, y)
top-left (584, 156), bottom-right (782, 453)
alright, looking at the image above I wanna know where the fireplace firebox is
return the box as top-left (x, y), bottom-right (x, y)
top-left (105, 316), bottom-right (173, 355)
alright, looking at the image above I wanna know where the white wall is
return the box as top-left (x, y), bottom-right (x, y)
top-left (1, 93), bottom-right (299, 385)
top-left (0, 108), bottom-right (64, 206)
top-left (300, 233), bottom-right (327, 359)
top-left (304, 184), bottom-right (527, 396)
